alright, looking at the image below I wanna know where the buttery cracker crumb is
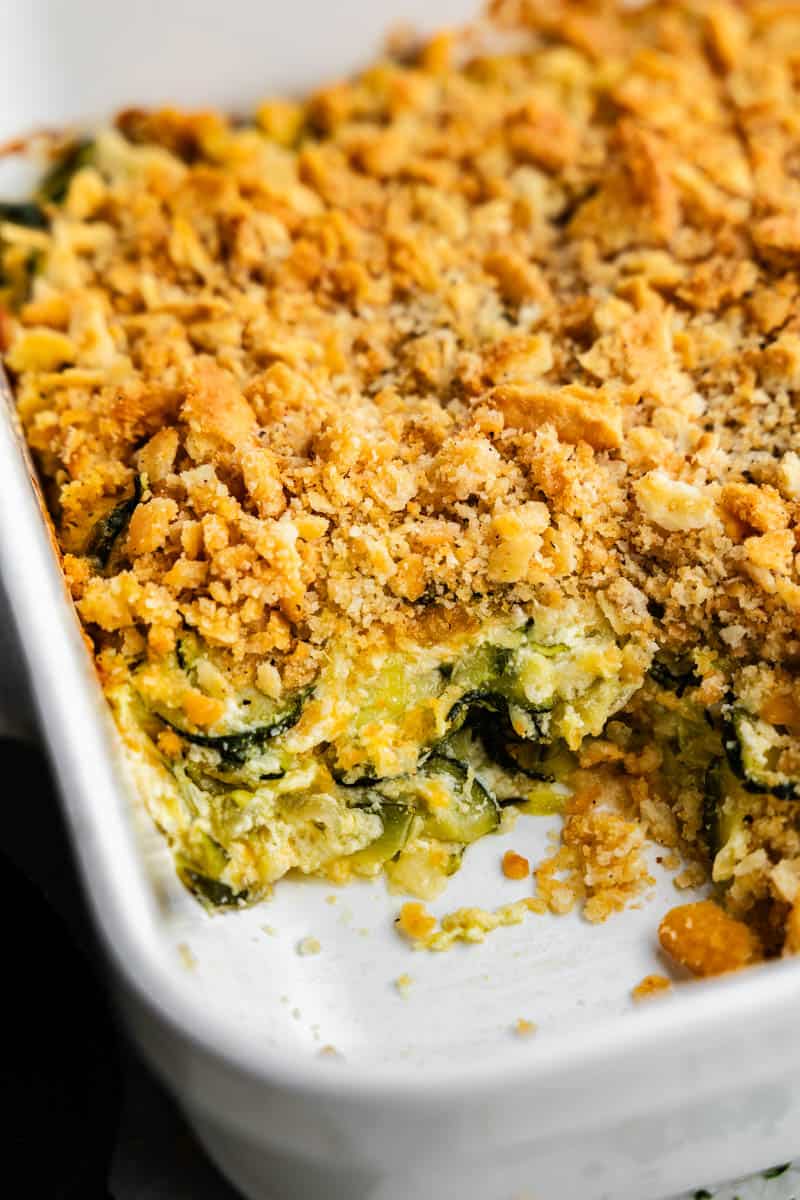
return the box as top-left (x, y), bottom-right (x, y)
top-left (502, 850), bottom-right (530, 880)
top-left (297, 936), bottom-right (321, 956)
top-left (631, 974), bottom-right (672, 1002)
top-left (513, 1018), bottom-right (538, 1037)
top-left (396, 902), bottom-right (437, 943)
top-left (659, 901), bottom-right (760, 978)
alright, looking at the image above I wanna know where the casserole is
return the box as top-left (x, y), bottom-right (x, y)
top-left (3, 3), bottom-right (800, 1198)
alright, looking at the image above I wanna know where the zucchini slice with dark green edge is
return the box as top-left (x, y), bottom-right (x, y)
top-left (178, 868), bottom-right (247, 908)
top-left (416, 755), bottom-right (500, 843)
top-left (157, 690), bottom-right (307, 764)
top-left (375, 753), bottom-right (500, 844)
top-left (346, 801), bottom-right (415, 869)
top-left (86, 475), bottom-right (143, 567)
top-left (38, 139), bottom-right (95, 205)
top-left (648, 654), bottom-right (700, 697)
top-left (475, 716), bottom-right (557, 783)
top-left (444, 632), bottom-right (559, 740)
top-left (142, 632), bottom-right (312, 763)
top-left (702, 755), bottom-right (763, 864)
top-left (184, 757), bottom-right (286, 795)
top-left (344, 753), bottom-right (500, 866)
top-left (446, 690), bottom-right (553, 743)
top-left (723, 707), bottom-right (800, 800)
top-left (0, 202), bottom-right (48, 230)
top-left (175, 834), bottom-right (248, 907)
top-left (702, 757), bottom-right (724, 855)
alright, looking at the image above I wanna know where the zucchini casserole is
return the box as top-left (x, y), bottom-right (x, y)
top-left (4, 0), bottom-right (800, 973)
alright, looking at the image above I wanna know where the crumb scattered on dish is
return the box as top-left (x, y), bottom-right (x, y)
top-left (502, 850), bottom-right (530, 880)
top-left (631, 974), bottom-right (672, 1002)
top-left (397, 896), bottom-right (541, 951)
top-left (394, 973), bottom-right (415, 997)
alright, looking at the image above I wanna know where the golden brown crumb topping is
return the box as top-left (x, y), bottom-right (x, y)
top-left (5, 0), bottom-right (800, 701)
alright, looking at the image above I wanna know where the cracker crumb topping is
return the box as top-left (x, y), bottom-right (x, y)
top-left (8, 0), bottom-right (800, 694)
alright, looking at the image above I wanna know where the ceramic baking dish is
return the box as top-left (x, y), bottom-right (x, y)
top-left (3, 3), bottom-right (800, 1198)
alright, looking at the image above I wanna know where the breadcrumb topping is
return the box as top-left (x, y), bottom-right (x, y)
top-left (8, 0), bottom-right (800, 696)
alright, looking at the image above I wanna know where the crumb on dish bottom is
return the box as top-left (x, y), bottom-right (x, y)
top-left (397, 753), bottom-right (799, 975)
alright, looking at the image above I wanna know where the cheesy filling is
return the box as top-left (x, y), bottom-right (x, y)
top-left (114, 602), bottom-right (651, 903)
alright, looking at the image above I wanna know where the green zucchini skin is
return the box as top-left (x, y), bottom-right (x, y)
top-left (175, 834), bottom-right (249, 906)
top-left (474, 715), bottom-right (555, 783)
top-left (184, 759), bottom-right (285, 794)
top-left (343, 751), bottom-right (501, 867)
top-left (702, 758), bottom-right (724, 855)
top-left (159, 690), bottom-right (307, 764)
top-left (346, 801), bottom-right (415, 868)
top-left (38, 140), bottom-right (95, 205)
top-left (722, 708), bottom-right (800, 801)
top-left (87, 476), bottom-right (143, 566)
top-left (178, 868), bottom-right (247, 907)
top-left (415, 754), bottom-right (500, 843)
top-left (446, 690), bottom-right (550, 740)
top-left (0, 202), bottom-right (49, 230)
top-left (648, 655), bottom-right (700, 697)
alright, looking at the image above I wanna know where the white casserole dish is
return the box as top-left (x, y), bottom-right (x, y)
top-left (2, 4), bottom-right (800, 1198)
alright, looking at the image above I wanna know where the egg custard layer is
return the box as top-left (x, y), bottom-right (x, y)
top-left (5, 0), bottom-right (800, 967)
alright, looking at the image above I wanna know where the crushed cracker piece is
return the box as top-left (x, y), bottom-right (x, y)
top-left (631, 974), bottom-right (672, 1002)
top-left (659, 901), bottom-right (760, 978)
top-left (502, 850), bottom-right (530, 881)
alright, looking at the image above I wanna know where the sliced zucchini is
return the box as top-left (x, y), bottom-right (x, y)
top-left (0, 202), bottom-right (48, 230)
top-left (158, 691), bottom-right (306, 764)
top-left (139, 632), bottom-right (311, 763)
top-left (178, 868), bottom-right (246, 908)
top-left (184, 756), bottom-right (285, 795)
top-left (175, 833), bottom-right (248, 907)
top-left (445, 688), bottom-right (508, 734)
top-left (87, 475), bottom-right (143, 567)
top-left (702, 757), bottom-right (723, 855)
top-left (38, 139), bottom-right (95, 205)
top-left (648, 655), bottom-right (700, 697)
top-left (344, 752), bottom-right (499, 860)
top-left (378, 754), bottom-right (500, 844)
top-left (724, 708), bottom-right (800, 800)
top-left (476, 718), bottom-right (558, 782)
top-left (346, 801), bottom-right (415, 869)
top-left (445, 633), bottom-right (557, 737)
